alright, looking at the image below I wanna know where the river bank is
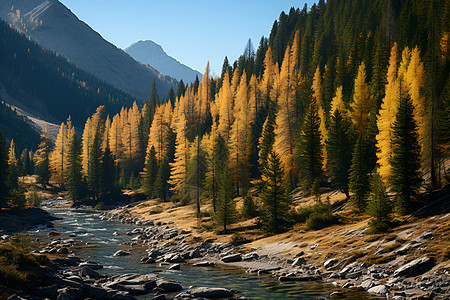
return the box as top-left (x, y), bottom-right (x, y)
top-left (99, 196), bottom-right (450, 300)
top-left (0, 207), bottom-right (58, 234)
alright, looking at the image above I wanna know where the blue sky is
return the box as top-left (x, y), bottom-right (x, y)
top-left (60, 0), bottom-right (315, 76)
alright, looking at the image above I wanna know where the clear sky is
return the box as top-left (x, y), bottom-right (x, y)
top-left (59, 0), bottom-right (315, 77)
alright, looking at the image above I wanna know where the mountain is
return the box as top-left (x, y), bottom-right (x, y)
top-left (125, 40), bottom-right (202, 84)
top-left (0, 18), bottom-right (136, 128)
top-left (0, 0), bottom-right (176, 99)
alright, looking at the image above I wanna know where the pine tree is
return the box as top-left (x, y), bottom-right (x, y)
top-left (390, 92), bottom-right (422, 215)
top-left (326, 86), bottom-right (353, 197)
top-left (35, 126), bottom-right (51, 187)
top-left (186, 138), bottom-right (207, 213)
top-left (142, 146), bottom-right (158, 197)
top-left (298, 99), bottom-right (324, 192)
top-left (204, 133), bottom-right (228, 212)
top-left (66, 132), bottom-right (84, 201)
top-left (260, 151), bottom-right (291, 233)
top-left (312, 66), bottom-right (328, 164)
top-left (100, 144), bottom-right (116, 202)
top-left (0, 131), bottom-right (10, 208)
top-left (88, 131), bottom-right (102, 201)
top-left (367, 172), bottom-right (392, 232)
top-left (212, 136), bottom-right (236, 232)
top-left (154, 159), bottom-right (170, 201)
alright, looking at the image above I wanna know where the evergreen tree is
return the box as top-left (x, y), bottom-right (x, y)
top-left (100, 144), bottom-right (116, 202)
top-left (167, 87), bottom-right (175, 107)
top-left (204, 134), bottom-right (228, 212)
top-left (88, 131), bottom-right (103, 201)
top-left (176, 80), bottom-right (186, 99)
top-left (390, 92), bottom-right (422, 215)
top-left (260, 151), bottom-right (291, 233)
top-left (66, 132), bottom-right (84, 201)
top-left (0, 131), bottom-right (10, 208)
top-left (150, 79), bottom-right (159, 106)
top-left (367, 173), bottom-right (392, 232)
top-left (298, 100), bottom-right (324, 192)
top-left (35, 126), bottom-right (51, 187)
top-left (326, 86), bottom-right (353, 197)
top-left (154, 159), bottom-right (170, 201)
top-left (142, 146), bottom-right (158, 197)
top-left (186, 139), bottom-right (207, 213)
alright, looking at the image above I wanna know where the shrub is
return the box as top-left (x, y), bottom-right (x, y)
top-left (95, 201), bottom-right (105, 210)
top-left (241, 194), bottom-right (258, 219)
top-left (231, 233), bottom-right (249, 246)
top-left (293, 201), bottom-right (334, 223)
top-left (306, 212), bottom-right (339, 230)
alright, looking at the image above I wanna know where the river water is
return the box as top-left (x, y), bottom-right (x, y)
top-left (28, 201), bottom-right (380, 299)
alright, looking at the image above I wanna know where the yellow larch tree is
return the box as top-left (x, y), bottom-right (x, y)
top-left (260, 47), bottom-right (275, 108)
top-left (168, 106), bottom-right (189, 194)
top-left (50, 122), bottom-right (68, 185)
top-left (248, 74), bottom-right (259, 121)
top-left (351, 62), bottom-right (371, 137)
top-left (229, 71), bottom-right (252, 195)
top-left (230, 68), bottom-right (240, 96)
top-left (82, 106), bottom-right (105, 175)
top-left (103, 115), bottom-right (111, 150)
top-left (109, 113), bottom-right (123, 163)
top-left (330, 86), bottom-right (347, 115)
top-left (405, 47), bottom-right (429, 170)
top-left (217, 69), bottom-right (234, 139)
top-left (147, 104), bottom-right (171, 163)
top-left (274, 45), bottom-right (298, 186)
top-left (376, 43), bottom-right (399, 183)
top-left (8, 139), bottom-right (18, 168)
top-left (312, 66), bottom-right (328, 166)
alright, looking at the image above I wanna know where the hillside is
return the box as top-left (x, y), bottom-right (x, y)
top-left (125, 40), bottom-right (202, 84)
top-left (0, 0), bottom-right (176, 99)
top-left (0, 19), bottom-right (138, 127)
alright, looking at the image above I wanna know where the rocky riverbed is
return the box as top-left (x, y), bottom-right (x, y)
top-left (97, 210), bottom-right (450, 300)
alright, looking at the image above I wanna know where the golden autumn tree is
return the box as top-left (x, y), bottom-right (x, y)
top-left (349, 62), bottom-right (372, 211)
top-left (376, 43), bottom-right (399, 183)
top-left (260, 47), bottom-right (275, 108)
top-left (312, 66), bottom-right (328, 166)
top-left (82, 106), bottom-right (105, 175)
top-left (50, 122), bottom-right (68, 185)
top-left (229, 70), bottom-right (252, 195)
top-left (147, 104), bottom-right (171, 164)
top-left (168, 100), bottom-right (189, 195)
top-left (121, 102), bottom-right (141, 163)
top-left (217, 69), bottom-right (234, 139)
top-left (274, 45), bottom-right (298, 187)
top-left (405, 47), bottom-right (429, 172)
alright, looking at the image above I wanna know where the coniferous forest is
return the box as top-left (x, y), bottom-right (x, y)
top-left (1, 0), bottom-right (449, 233)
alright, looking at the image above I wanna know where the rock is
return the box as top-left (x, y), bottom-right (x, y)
top-left (156, 278), bottom-right (182, 292)
top-left (242, 253), bottom-right (259, 261)
top-left (110, 292), bottom-right (138, 300)
top-left (367, 284), bottom-right (388, 296)
top-left (79, 261), bottom-right (103, 270)
top-left (57, 287), bottom-right (83, 300)
top-left (30, 285), bottom-right (59, 298)
top-left (342, 282), bottom-right (353, 289)
top-left (395, 241), bottom-right (422, 255)
top-left (7, 295), bottom-right (26, 300)
top-left (221, 253), bottom-right (242, 263)
top-left (310, 243), bottom-right (319, 250)
top-left (152, 295), bottom-right (166, 300)
top-left (279, 275), bottom-right (318, 282)
top-left (169, 264), bottom-right (181, 270)
top-left (358, 279), bottom-right (376, 290)
top-left (80, 266), bottom-right (104, 278)
top-left (114, 250), bottom-right (131, 256)
top-left (56, 293), bottom-right (73, 300)
top-left (189, 287), bottom-right (235, 298)
top-left (418, 230), bottom-right (434, 240)
top-left (193, 261), bottom-right (216, 267)
top-left (57, 247), bottom-right (69, 254)
top-left (49, 230), bottom-right (60, 236)
top-left (340, 262), bottom-right (358, 275)
top-left (324, 259), bottom-right (338, 270)
top-left (81, 284), bottom-right (108, 299)
top-left (292, 257), bottom-right (306, 266)
top-left (330, 291), bottom-right (345, 298)
top-left (393, 257), bottom-right (434, 277)
top-left (295, 250), bottom-right (305, 257)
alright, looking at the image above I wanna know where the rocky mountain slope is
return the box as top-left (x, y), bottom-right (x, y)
top-left (0, 0), bottom-right (176, 99)
top-left (125, 40), bottom-right (202, 84)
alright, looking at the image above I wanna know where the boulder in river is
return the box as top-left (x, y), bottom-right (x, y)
top-left (176, 287), bottom-right (235, 299)
top-left (114, 250), bottom-right (131, 257)
top-left (221, 253), bottom-right (242, 263)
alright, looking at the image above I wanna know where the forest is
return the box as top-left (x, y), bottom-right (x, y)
top-left (1, 0), bottom-right (449, 234)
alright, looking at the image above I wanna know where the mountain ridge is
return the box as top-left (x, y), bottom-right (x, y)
top-left (0, 0), bottom-right (176, 99)
top-left (125, 40), bottom-right (202, 84)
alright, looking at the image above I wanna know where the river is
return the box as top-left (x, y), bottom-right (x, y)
top-left (27, 201), bottom-right (380, 299)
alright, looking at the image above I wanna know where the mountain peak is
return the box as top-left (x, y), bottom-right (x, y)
top-left (125, 40), bottom-right (201, 84)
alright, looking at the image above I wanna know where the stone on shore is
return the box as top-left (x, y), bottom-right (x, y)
top-left (114, 250), bottom-right (131, 257)
top-left (221, 253), bottom-right (242, 263)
